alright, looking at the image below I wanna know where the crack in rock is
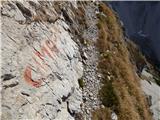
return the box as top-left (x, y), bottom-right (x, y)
top-left (1, 74), bottom-right (16, 81)
top-left (3, 82), bottom-right (19, 89)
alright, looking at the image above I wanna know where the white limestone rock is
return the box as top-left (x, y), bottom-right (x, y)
top-left (1, 1), bottom-right (83, 120)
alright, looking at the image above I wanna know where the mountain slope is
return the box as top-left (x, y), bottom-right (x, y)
top-left (1, 1), bottom-right (153, 120)
top-left (92, 3), bottom-right (152, 120)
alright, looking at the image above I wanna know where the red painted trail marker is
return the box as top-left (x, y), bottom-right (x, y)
top-left (24, 66), bottom-right (42, 88)
top-left (23, 39), bottom-right (59, 88)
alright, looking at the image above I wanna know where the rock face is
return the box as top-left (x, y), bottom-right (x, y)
top-left (141, 69), bottom-right (160, 120)
top-left (1, 1), bottom-right (83, 120)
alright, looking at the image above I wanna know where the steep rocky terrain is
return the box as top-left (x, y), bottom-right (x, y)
top-left (109, 1), bottom-right (160, 68)
top-left (1, 1), bottom-right (158, 120)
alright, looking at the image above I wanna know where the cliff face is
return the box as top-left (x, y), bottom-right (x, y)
top-left (1, 1), bottom-right (154, 120)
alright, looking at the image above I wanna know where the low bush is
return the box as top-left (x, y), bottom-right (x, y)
top-left (78, 78), bottom-right (84, 89)
top-left (100, 81), bottom-right (119, 112)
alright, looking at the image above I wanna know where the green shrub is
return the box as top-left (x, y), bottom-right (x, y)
top-left (154, 77), bottom-right (160, 86)
top-left (99, 81), bottom-right (119, 112)
top-left (78, 78), bottom-right (84, 88)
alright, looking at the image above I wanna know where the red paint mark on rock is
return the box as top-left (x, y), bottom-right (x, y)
top-left (23, 39), bottom-right (59, 88)
top-left (32, 57), bottom-right (46, 71)
top-left (24, 66), bottom-right (42, 88)
top-left (46, 40), bottom-right (59, 53)
top-left (34, 46), bottom-right (53, 61)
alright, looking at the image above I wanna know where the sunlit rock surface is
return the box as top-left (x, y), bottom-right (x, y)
top-left (141, 69), bottom-right (160, 120)
top-left (1, 1), bottom-right (83, 120)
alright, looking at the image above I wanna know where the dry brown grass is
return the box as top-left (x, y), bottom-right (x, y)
top-left (92, 108), bottom-right (111, 120)
top-left (126, 40), bottom-right (147, 74)
top-left (92, 3), bottom-right (152, 120)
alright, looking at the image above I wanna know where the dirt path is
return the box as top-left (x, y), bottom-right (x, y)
top-left (81, 3), bottom-right (102, 120)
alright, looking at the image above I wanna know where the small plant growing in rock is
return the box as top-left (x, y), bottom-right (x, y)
top-left (99, 81), bottom-right (119, 112)
top-left (100, 50), bottom-right (111, 58)
top-left (78, 78), bottom-right (84, 88)
top-left (154, 77), bottom-right (160, 86)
